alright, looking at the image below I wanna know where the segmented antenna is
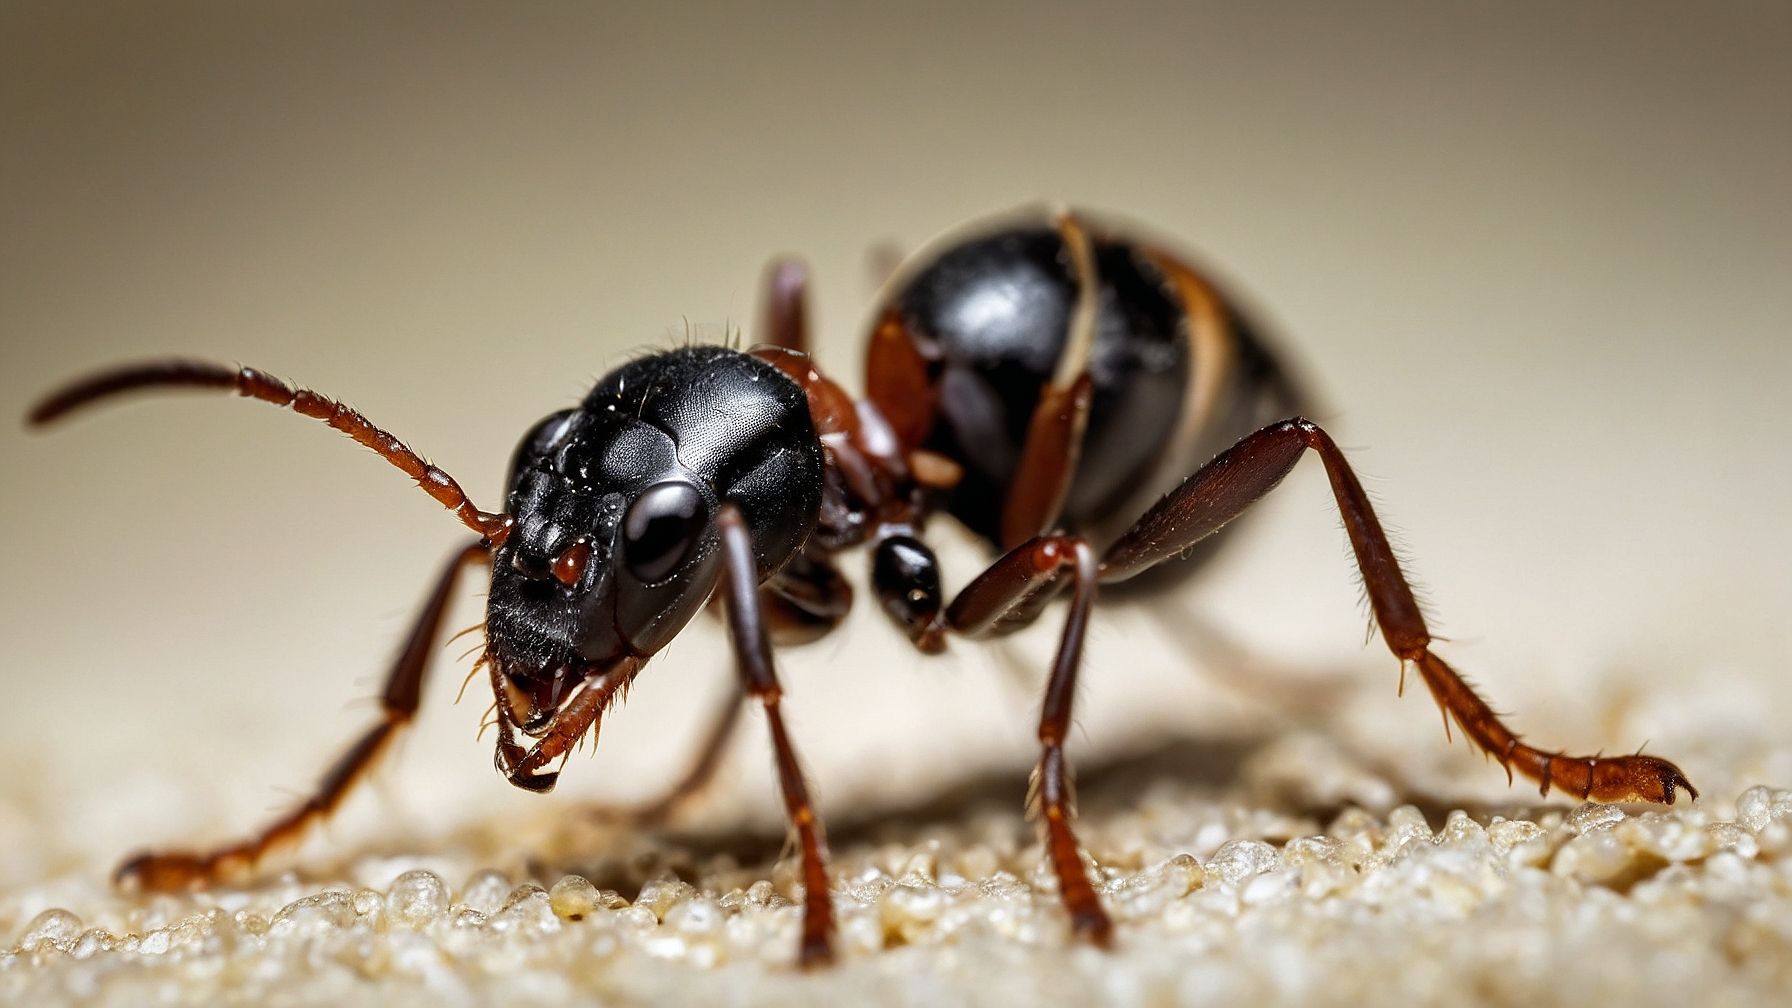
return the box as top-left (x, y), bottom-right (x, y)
top-left (29, 358), bottom-right (512, 545)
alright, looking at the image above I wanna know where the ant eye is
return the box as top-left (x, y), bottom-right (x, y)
top-left (622, 481), bottom-right (707, 582)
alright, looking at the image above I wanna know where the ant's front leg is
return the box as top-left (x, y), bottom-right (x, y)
top-left (116, 540), bottom-right (490, 892)
top-left (616, 555), bottom-right (849, 828)
top-left (1102, 417), bottom-right (1697, 805)
top-left (946, 534), bottom-right (1110, 945)
top-left (715, 505), bottom-right (836, 969)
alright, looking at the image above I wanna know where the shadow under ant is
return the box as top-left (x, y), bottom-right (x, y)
top-left (536, 730), bottom-right (1577, 901)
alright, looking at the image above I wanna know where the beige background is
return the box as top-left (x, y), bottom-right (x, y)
top-left (1, 2), bottom-right (1788, 881)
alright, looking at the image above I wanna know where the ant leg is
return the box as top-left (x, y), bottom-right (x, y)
top-left (628, 683), bottom-right (747, 826)
top-left (865, 239), bottom-right (905, 292)
top-left (491, 657), bottom-right (637, 792)
top-left (1101, 417), bottom-right (1696, 805)
top-left (759, 258), bottom-right (812, 354)
top-left (716, 504), bottom-right (835, 968)
top-left (761, 552), bottom-right (854, 647)
top-left (946, 535), bottom-right (1111, 945)
top-left (620, 556), bottom-right (848, 826)
top-left (1000, 212), bottom-right (1100, 549)
top-left (116, 540), bottom-right (490, 892)
top-left (863, 307), bottom-right (939, 454)
top-left (29, 359), bottom-right (513, 545)
top-left (1000, 372), bottom-right (1094, 549)
top-left (1138, 598), bottom-right (1353, 716)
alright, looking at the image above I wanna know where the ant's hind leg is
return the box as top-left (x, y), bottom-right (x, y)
top-left (115, 540), bottom-right (489, 892)
top-left (1100, 417), bottom-right (1696, 805)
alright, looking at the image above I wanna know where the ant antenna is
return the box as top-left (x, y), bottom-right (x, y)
top-left (29, 358), bottom-right (513, 545)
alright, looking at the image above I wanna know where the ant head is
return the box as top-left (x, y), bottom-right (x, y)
top-left (484, 347), bottom-right (822, 728)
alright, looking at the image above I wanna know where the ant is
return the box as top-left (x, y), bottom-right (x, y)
top-left (28, 206), bottom-right (1696, 968)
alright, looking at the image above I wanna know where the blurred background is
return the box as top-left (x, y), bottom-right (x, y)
top-left (2, 2), bottom-right (1787, 880)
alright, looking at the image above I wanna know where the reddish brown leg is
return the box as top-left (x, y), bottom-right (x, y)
top-left (1139, 598), bottom-right (1353, 716)
top-left (1102, 417), bottom-right (1696, 805)
top-left (947, 535), bottom-right (1112, 945)
top-left (116, 540), bottom-right (490, 892)
top-left (760, 552), bottom-right (854, 647)
top-left (1001, 375), bottom-right (1095, 550)
top-left (626, 553), bottom-right (849, 825)
top-left (716, 505), bottom-right (835, 968)
top-left (629, 682), bottom-right (747, 826)
top-left (863, 307), bottom-right (940, 454)
top-left (760, 258), bottom-right (812, 354)
top-left (999, 213), bottom-right (1100, 550)
top-left (865, 240), bottom-right (905, 291)
top-left (491, 657), bottom-right (638, 792)
top-left (29, 359), bottom-right (513, 545)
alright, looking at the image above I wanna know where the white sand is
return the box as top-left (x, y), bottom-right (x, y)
top-left (7, 747), bottom-right (1792, 1007)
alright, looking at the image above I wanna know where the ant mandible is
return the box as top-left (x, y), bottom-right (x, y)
top-left (28, 205), bottom-right (1695, 968)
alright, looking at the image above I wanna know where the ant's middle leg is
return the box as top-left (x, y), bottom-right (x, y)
top-left (1101, 417), bottom-right (1696, 805)
top-left (116, 539), bottom-right (490, 892)
top-left (946, 534), bottom-right (1111, 945)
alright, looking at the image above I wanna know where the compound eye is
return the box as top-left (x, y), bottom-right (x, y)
top-left (622, 481), bottom-right (707, 583)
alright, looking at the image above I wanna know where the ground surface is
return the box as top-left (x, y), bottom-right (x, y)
top-left (7, 720), bottom-right (1792, 1008)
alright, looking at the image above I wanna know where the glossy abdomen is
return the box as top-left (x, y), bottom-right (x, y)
top-left (881, 210), bottom-right (1304, 551)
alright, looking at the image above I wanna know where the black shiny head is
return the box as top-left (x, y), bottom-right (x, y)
top-left (485, 345), bottom-right (823, 725)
